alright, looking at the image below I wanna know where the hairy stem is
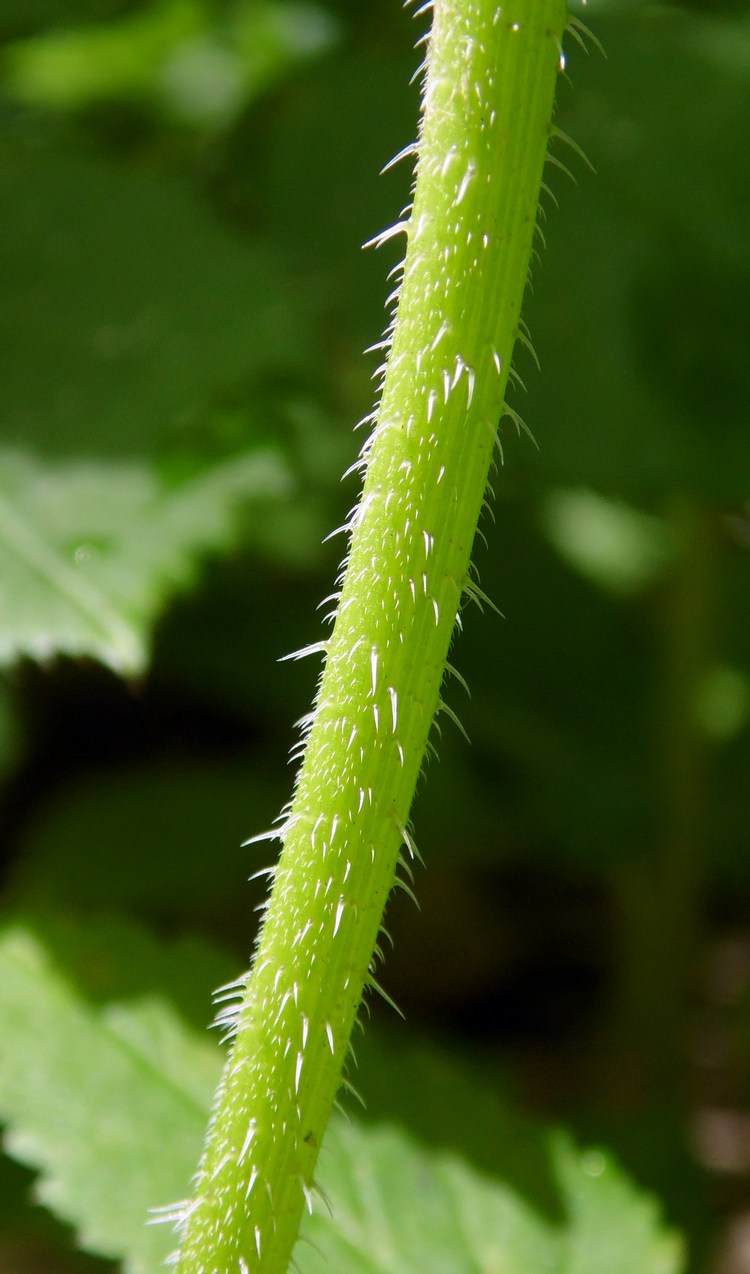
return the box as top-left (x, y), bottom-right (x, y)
top-left (175, 2), bottom-right (567, 1269)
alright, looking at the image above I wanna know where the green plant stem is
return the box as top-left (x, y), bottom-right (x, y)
top-left (175, 3), bottom-right (566, 1269)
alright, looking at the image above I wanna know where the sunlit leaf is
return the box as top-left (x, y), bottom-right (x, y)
top-left (298, 1117), bottom-right (683, 1274)
top-left (0, 449), bottom-right (291, 672)
top-left (0, 926), bottom-right (221, 1273)
top-left (0, 927), bottom-right (683, 1274)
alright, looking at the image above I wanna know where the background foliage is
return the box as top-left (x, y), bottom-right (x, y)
top-left (0, 0), bottom-right (749, 1269)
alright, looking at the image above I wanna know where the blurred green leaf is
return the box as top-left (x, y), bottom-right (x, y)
top-left (695, 664), bottom-right (750, 742)
top-left (5, 0), bottom-right (339, 127)
top-left (0, 925), bottom-right (683, 1274)
top-left (299, 1116), bottom-right (683, 1274)
top-left (0, 449), bottom-right (291, 672)
top-left (0, 136), bottom-right (313, 458)
top-left (6, 912), bottom-right (236, 1029)
top-left (230, 45), bottom-right (419, 355)
top-left (4, 0), bottom-right (203, 108)
top-left (0, 926), bottom-right (221, 1273)
top-left (541, 488), bottom-right (672, 596)
top-left (525, 5), bottom-right (750, 503)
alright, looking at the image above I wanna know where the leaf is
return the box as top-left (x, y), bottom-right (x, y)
top-left (323, 1032), bottom-right (687, 1274)
top-left (5, 0), bottom-right (340, 128)
top-left (0, 448), bottom-right (291, 672)
top-left (298, 1119), bottom-right (682, 1274)
top-left (541, 488), bottom-right (672, 597)
top-left (6, 911), bottom-right (237, 1030)
top-left (0, 136), bottom-right (313, 459)
top-left (300, 1118), bottom-right (560, 1274)
top-left (0, 925), bottom-right (682, 1274)
top-left (233, 45), bottom-right (420, 355)
top-left (524, 4), bottom-right (750, 503)
top-left (0, 925), bottom-right (222, 1273)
